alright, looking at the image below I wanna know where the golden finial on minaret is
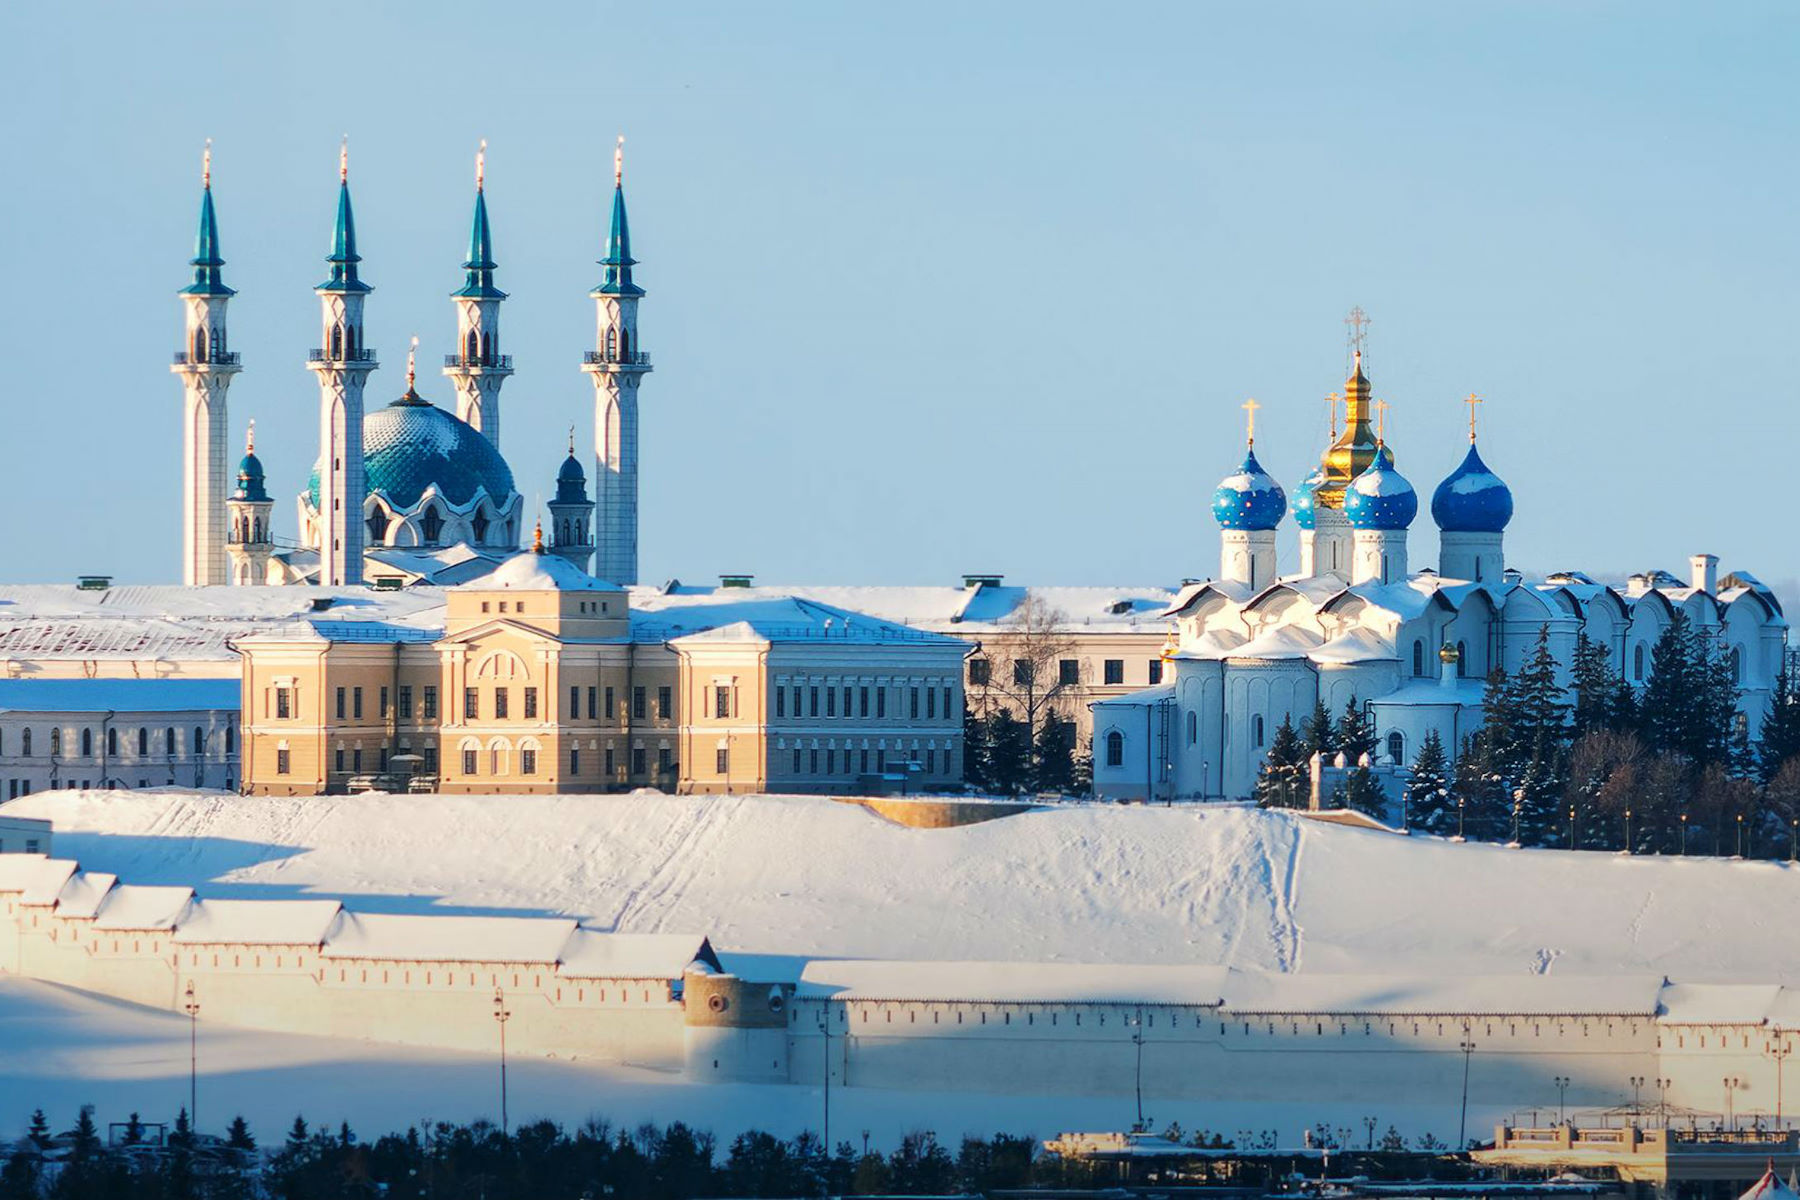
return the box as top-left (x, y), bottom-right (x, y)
top-left (614, 135), bottom-right (624, 187)
top-left (339, 135), bottom-right (349, 183)
top-left (568, 425), bottom-right (576, 456)
top-left (202, 138), bottom-right (213, 189)
top-left (532, 517), bottom-right (545, 554)
top-left (406, 336), bottom-right (418, 390)
top-left (1241, 397), bottom-right (1261, 447)
top-left (245, 419), bottom-right (255, 454)
top-left (476, 139), bottom-right (486, 191)
top-left (1465, 392), bottom-right (1483, 442)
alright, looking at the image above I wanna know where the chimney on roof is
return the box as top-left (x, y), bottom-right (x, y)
top-left (962, 573), bottom-right (1003, 590)
top-left (1690, 553), bottom-right (1719, 595)
top-left (719, 574), bottom-right (754, 589)
top-left (75, 575), bottom-right (111, 591)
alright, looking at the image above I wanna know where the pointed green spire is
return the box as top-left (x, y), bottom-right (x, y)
top-left (454, 141), bottom-right (506, 300)
top-left (180, 142), bottom-right (234, 297)
top-left (593, 136), bottom-right (643, 297)
top-left (318, 139), bottom-right (371, 294)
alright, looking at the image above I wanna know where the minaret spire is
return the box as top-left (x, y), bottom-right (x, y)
top-left (307, 140), bottom-right (377, 587)
top-left (173, 140), bottom-right (240, 585)
top-left (445, 139), bottom-right (512, 447)
top-left (583, 133), bottom-right (653, 585)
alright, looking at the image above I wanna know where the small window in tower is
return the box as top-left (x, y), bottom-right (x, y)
top-left (422, 509), bottom-right (444, 545)
top-left (472, 512), bottom-right (491, 543)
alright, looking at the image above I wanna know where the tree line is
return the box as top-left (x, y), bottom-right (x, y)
top-left (1256, 611), bottom-right (1800, 854)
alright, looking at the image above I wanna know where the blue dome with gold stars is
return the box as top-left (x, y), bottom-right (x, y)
top-left (1212, 448), bottom-right (1287, 530)
top-left (1431, 441), bottom-right (1513, 533)
top-left (1343, 444), bottom-right (1417, 531)
top-left (1291, 467), bottom-right (1327, 531)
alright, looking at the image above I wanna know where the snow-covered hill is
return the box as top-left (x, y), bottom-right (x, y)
top-left (6, 790), bottom-right (1797, 982)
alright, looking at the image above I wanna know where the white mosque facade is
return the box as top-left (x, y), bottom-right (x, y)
top-left (174, 142), bottom-right (642, 591)
top-left (1090, 352), bottom-right (1789, 803)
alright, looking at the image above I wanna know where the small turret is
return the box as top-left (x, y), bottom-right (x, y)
top-left (226, 423), bottom-right (274, 587)
top-left (547, 429), bottom-right (596, 572)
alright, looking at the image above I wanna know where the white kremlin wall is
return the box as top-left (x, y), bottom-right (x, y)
top-left (5, 849), bottom-right (1800, 1124)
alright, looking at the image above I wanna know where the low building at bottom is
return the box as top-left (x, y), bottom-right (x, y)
top-left (235, 547), bottom-right (970, 795)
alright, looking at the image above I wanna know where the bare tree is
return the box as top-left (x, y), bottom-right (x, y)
top-left (968, 596), bottom-right (1079, 736)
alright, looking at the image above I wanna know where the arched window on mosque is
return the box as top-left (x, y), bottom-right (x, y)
top-left (106, 728), bottom-right (117, 756)
top-left (605, 327), bottom-right (617, 358)
top-left (50, 729), bottom-right (61, 756)
top-left (165, 728), bottom-right (176, 756)
top-left (422, 508), bottom-right (443, 545)
top-left (329, 324), bottom-right (343, 359)
top-left (253, 517), bottom-right (264, 542)
top-left (367, 511), bottom-right (390, 546)
top-left (466, 329), bottom-right (479, 364)
top-left (137, 728), bottom-right (147, 756)
top-left (1104, 730), bottom-right (1124, 768)
top-left (1387, 731), bottom-right (1405, 765)
top-left (481, 331), bottom-right (494, 363)
top-left (21, 729), bottom-right (30, 756)
top-left (345, 325), bottom-right (357, 357)
top-left (472, 512), bottom-right (491, 544)
top-left (194, 327), bottom-right (208, 362)
top-left (619, 327), bottom-right (631, 359)
top-left (194, 728), bottom-right (206, 755)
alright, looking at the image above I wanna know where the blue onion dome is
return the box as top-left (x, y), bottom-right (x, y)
top-left (1430, 441), bottom-right (1513, 533)
top-left (1211, 448), bottom-right (1287, 530)
top-left (233, 450), bottom-right (269, 503)
top-left (1343, 444), bottom-right (1418, 530)
top-left (554, 450), bottom-right (589, 504)
top-left (1291, 467), bottom-right (1326, 531)
top-left (306, 388), bottom-right (516, 513)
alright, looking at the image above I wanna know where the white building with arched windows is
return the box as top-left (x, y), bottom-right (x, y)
top-left (1091, 350), bottom-right (1788, 802)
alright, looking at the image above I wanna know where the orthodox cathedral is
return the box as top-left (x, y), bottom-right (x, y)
top-left (172, 140), bottom-right (648, 589)
top-left (1090, 347), bottom-right (1789, 802)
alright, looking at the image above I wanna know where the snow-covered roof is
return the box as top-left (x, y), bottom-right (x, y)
top-left (459, 551), bottom-right (615, 592)
top-left (1228, 625), bottom-right (1322, 660)
top-left (18, 857), bottom-right (78, 906)
top-left (0, 678), bottom-right (240, 714)
top-left (557, 931), bottom-right (723, 979)
top-left (92, 884), bottom-right (193, 930)
top-left (1368, 679), bottom-right (1487, 707)
top-left (52, 870), bottom-right (117, 919)
top-left (323, 912), bottom-right (578, 963)
top-left (1309, 627), bottom-right (1394, 664)
top-left (645, 584), bottom-right (1179, 636)
top-left (0, 853), bottom-right (49, 891)
top-left (172, 898), bottom-right (342, 946)
top-left (1220, 971), bottom-right (1664, 1017)
top-left (1657, 983), bottom-right (1787, 1025)
top-left (797, 960), bottom-right (1231, 1006)
top-left (637, 592), bottom-right (965, 648)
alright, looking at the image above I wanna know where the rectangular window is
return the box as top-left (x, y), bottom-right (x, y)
top-left (520, 749), bottom-right (537, 776)
top-left (659, 746), bottom-right (673, 774)
top-left (910, 687), bottom-right (920, 719)
top-left (464, 688), bottom-right (478, 720)
top-left (714, 686), bottom-right (731, 719)
top-left (335, 687), bottom-right (346, 719)
top-left (792, 747), bottom-right (801, 773)
top-left (827, 748), bottom-right (836, 774)
top-left (792, 685), bottom-right (802, 718)
top-left (276, 749), bottom-right (290, 775)
top-left (1013, 660), bottom-right (1034, 686)
top-left (716, 746), bottom-right (730, 774)
top-left (842, 685), bottom-right (852, 715)
top-left (859, 687), bottom-right (870, 718)
top-left (378, 748), bottom-right (388, 771)
top-left (335, 748), bottom-right (345, 772)
top-left (927, 686), bottom-right (938, 720)
top-left (968, 658), bottom-right (991, 686)
top-left (605, 747), bottom-right (615, 776)
top-left (463, 748), bottom-right (478, 775)
top-left (775, 688), bottom-right (786, 719)
top-left (276, 688), bottom-right (292, 720)
top-left (352, 748), bottom-right (363, 773)
top-left (809, 687), bottom-right (820, 717)
top-left (570, 748), bottom-right (580, 775)
top-left (423, 687), bottom-right (438, 720)
top-left (379, 687), bottom-right (389, 719)
top-left (587, 686), bottom-right (598, 720)
top-left (353, 687), bottom-right (364, 719)
top-left (631, 746), bottom-right (646, 775)
top-left (632, 687), bottom-right (646, 720)
top-left (571, 686), bottom-right (580, 719)
top-left (398, 686), bottom-right (413, 719)
top-left (423, 746), bottom-right (437, 774)
top-left (826, 688), bottom-right (837, 718)
top-left (860, 749), bottom-right (870, 773)
top-left (876, 688), bottom-right (886, 719)
top-left (942, 686), bottom-right (952, 717)
top-left (1148, 659), bottom-right (1164, 685)
top-left (810, 748), bottom-right (819, 773)
top-left (494, 688), bottom-right (509, 719)
top-left (1059, 659), bottom-right (1081, 685)
top-left (659, 686), bottom-right (673, 719)
top-left (605, 687), bottom-right (616, 720)
top-left (1104, 659), bottom-right (1125, 685)
top-left (523, 687), bottom-right (538, 719)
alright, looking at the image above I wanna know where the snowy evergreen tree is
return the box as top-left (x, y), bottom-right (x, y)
top-left (227, 1114), bottom-right (256, 1152)
top-left (1031, 715), bottom-right (1076, 793)
top-left (1337, 695), bottom-right (1375, 764)
top-left (1404, 729), bottom-right (1454, 834)
top-left (1334, 766), bottom-right (1387, 819)
top-left (1569, 632), bottom-right (1623, 739)
top-left (25, 1109), bottom-right (49, 1150)
top-left (1761, 667), bottom-right (1800, 782)
top-left (1300, 699), bottom-right (1337, 761)
top-left (1450, 733), bottom-right (1507, 840)
top-left (983, 710), bottom-right (1030, 794)
top-left (1253, 715), bottom-right (1307, 809)
top-left (1507, 627), bottom-right (1570, 758)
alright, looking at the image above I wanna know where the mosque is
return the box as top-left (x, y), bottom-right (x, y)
top-left (1090, 343), bottom-right (1789, 802)
top-left (172, 139), bottom-right (646, 590)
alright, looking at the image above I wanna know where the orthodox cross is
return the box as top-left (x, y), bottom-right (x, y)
top-left (1345, 306), bottom-right (1371, 359)
top-left (1465, 392), bottom-right (1483, 441)
top-left (1242, 397), bottom-right (1260, 446)
top-left (1326, 392), bottom-right (1340, 440)
top-left (1374, 397), bottom-right (1389, 443)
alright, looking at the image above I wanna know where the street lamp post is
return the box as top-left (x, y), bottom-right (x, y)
top-left (183, 981), bottom-right (200, 1135)
top-left (1767, 1039), bottom-right (1793, 1127)
top-left (1723, 1076), bottom-right (1742, 1129)
top-left (1624, 808), bottom-right (1633, 854)
top-left (1458, 1030), bottom-right (1477, 1151)
top-left (1656, 1077), bottom-right (1671, 1127)
top-left (1568, 805), bottom-right (1577, 850)
top-left (819, 1010), bottom-right (833, 1152)
top-left (1737, 813), bottom-right (1746, 859)
top-left (1364, 1116), bottom-right (1377, 1151)
top-left (1554, 1076), bottom-right (1571, 1126)
top-left (1630, 1075), bottom-right (1645, 1116)
top-left (1129, 1009), bottom-right (1148, 1133)
top-left (492, 988), bottom-right (511, 1136)
top-left (1680, 812), bottom-right (1689, 856)
top-left (1512, 799), bottom-right (1522, 846)
top-left (1458, 797), bottom-right (1466, 840)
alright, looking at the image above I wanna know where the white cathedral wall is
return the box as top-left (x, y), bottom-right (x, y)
top-left (1222, 662), bottom-right (1315, 799)
top-left (1172, 659), bottom-right (1224, 798)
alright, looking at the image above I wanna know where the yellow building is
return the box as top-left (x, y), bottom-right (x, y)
top-left (237, 545), bottom-right (969, 796)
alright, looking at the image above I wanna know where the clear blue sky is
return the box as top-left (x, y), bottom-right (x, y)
top-left (3, 2), bottom-right (1794, 600)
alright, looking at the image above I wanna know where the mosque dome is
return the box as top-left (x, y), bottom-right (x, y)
top-left (233, 449), bottom-right (269, 504)
top-left (553, 451), bottom-right (589, 504)
top-left (1343, 444), bottom-right (1418, 531)
top-left (1430, 441), bottom-right (1513, 533)
top-left (1291, 467), bottom-right (1326, 531)
top-left (1211, 448), bottom-right (1287, 531)
top-left (307, 389), bottom-right (516, 514)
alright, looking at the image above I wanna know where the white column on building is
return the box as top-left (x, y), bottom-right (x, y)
top-left (172, 142), bottom-right (240, 587)
top-left (581, 137), bottom-right (652, 586)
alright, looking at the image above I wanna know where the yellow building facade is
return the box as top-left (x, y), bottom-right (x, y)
top-left (238, 550), bottom-right (969, 796)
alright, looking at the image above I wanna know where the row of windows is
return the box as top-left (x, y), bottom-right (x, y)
top-left (786, 746), bottom-right (951, 776)
top-left (774, 683), bottom-right (953, 723)
top-left (455, 744), bottom-right (676, 779)
top-left (969, 658), bottom-right (1162, 688)
top-left (0, 725), bottom-right (232, 760)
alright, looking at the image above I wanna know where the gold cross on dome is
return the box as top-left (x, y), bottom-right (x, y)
top-left (1326, 392), bottom-right (1340, 439)
top-left (1465, 392), bottom-right (1483, 442)
top-left (1374, 397), bottom-right (1390, 443)
top-left (1242, 397), bottom-right (1261, 445)
top-left (1345, 306), bottom-right (1371, 355)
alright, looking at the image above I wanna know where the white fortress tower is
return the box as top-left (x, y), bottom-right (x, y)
top-left (442, 143), bottom-right (512, 446)
top-left (306, 144), bottom-right (377, 587)
top-left (171, 144), bottom-right (241, 587)
top-left (581, 138), bottom-right (652, 586)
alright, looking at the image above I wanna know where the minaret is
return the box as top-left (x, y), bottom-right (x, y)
top-left (172, 141), bottom-right (240, 587)
top-left (306, 141), bottom-right (377, 587)
top-left (442, 141), bottom-right (511, 446)
top-left (581, 136), bottom-right (652, 586)
top-left (226, 423), bottom-right (274, 586)
top-left (548, 429), bottom-right (596, 572)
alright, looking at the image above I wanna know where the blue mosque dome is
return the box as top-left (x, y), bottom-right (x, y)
top-left (554, 451), bottom-right (589, 504)
top-left (1343, 444), bottom-right (1418, 531)
top-left (307, 389), bottom-right (516, 513)
top-left (1430, 441), bottom-right (1513, 533)
top-left (1290, 467), bottom-right (1326, 531)
top-left (233, 448), bottom-right (269, 503)
top-left (1211, 448), bottom-right (1287, 530)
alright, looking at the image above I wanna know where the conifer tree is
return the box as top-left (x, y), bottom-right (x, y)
top-left (1337, 695), bottom-right (1375, 764)
top-left (1253, 715), bottom-right (1307, 809)
top-left (26, 1110), bottom-right (49, 1150)
top-left (983, 710), bottom-right (1030, 794)
top-left (1450, 733), bottom-right (1507, 839)
top-left (1569, 632), bottom-right (1622, 739)
top-left (1404, 729), bottom-right (1453, 833)
top-left (1760, 668), bottom-right (1800, 782)
top-left (1031, 715), bottom-right (1075, 793)
top-left (227, 1115), bottom-right (256, 1152)
top-left (1335, 766), bottom-right (1388, 819)
top-left (1300, 699), bottom-right (1337, 761)
top-left (1508, 627), bottom-right (1570, 756)
top-left (1640, 613), bottom-right (1698, 758)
